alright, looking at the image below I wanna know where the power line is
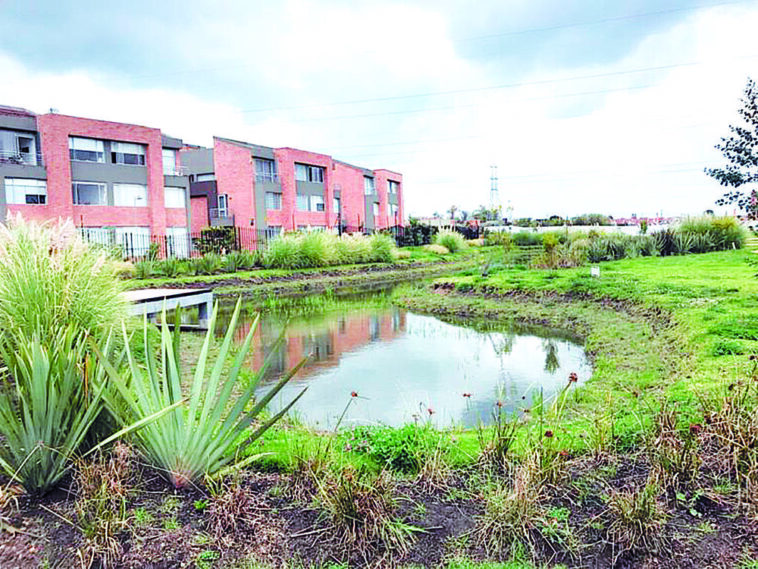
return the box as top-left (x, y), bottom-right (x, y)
top-left (240, 54), bottom-right (758, 114)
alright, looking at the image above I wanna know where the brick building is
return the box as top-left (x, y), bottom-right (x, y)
top-left (0, 105), bottom-right (405, 253)
top-left (180, 137), bottom-right (403, 235)
top-left (0, 105), bottom-right (190, 255)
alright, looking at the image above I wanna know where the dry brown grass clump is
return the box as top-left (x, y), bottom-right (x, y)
top-left (424, 244), bottom-right (450, 255)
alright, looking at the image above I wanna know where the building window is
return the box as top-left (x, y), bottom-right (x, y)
top-left (111, 141), bottom-right (146, 166)
top-left (69, 137), bottom-right (105, 163)
top-left (164, 186), bottom-right (186, 208)
top-left (196, 173), bottom-right (215, 182)
top-left (255, 158), bottom-right (278, 182)
top-left (333, 197), bottom-right (340, 213)
top-left (388, 180), bottom-right (399, 194)
top-left (0, 131), bottom-right (39, 165)
top-left (389, 203), bottom-right (398, 221)
top-left (162, 148), bottom-right (177, 175)
top-left (266, 192), bottom-right (282, 210)
top-left (113, 183), bottom-right (148, 207)
top-left (295, 163), bottom-right (324, 183)
top-left (116, 226), bottom-right (151, 257)
top-left (310, 195), bottom-right (324, 212)
top-left (296, 193), bottom-right (309, 211)
top-left (72, 181), bottom-right (107, 205)
top-left (364, 176), bottom-right (375, 196)
top-left (373, 202), bottom-right (380, 217)
top-left (5, 178), bottom-right (47, 204)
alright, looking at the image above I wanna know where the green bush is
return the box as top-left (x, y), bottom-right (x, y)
top-left (369, 234), bottom-right (396, 263)
top-left (343, 424), bottom-right (446, 474)
top-left (434, 229), bottom-right (466, 253)
top-left (157, 257), bottom-right (182, 278)
top-left (223, 250), bottom-right (258, 273)
top-left (512, 231), bottom-right (542, 247)
top-left (134, 259), bottom-right (155, 279)
top-left (263, 232), bottom-right (397, 269)
top-left (192, 253), bottom-right (223, 275)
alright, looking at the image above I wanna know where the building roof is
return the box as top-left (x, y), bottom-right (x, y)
top-left (0, 104), bottom-right (36, 118)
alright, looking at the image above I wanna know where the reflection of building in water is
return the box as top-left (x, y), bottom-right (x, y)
top-left (228, 309), bottom-right (407, 382)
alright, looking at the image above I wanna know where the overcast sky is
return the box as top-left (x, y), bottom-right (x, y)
top-left (1, 0), bottom-right (757, 219)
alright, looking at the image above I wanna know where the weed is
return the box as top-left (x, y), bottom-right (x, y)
top-left (606, 477), bottom-right (667, 556)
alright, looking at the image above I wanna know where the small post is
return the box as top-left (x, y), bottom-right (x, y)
top-left (198, 300), bottom-right (211, 330)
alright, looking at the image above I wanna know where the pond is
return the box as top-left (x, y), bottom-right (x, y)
top-left (211, 294), bottom-right (592, 428)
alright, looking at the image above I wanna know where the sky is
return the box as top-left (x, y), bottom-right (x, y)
top-left (1, 0), bottom-right (757, 219)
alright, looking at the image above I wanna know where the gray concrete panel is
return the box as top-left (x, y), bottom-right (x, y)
top-left (181, 148), bottom-right (214, 175)
top-left (0, 115), bottom-right (37, 132)
top-left (71, 162), bottom-right (148, 185)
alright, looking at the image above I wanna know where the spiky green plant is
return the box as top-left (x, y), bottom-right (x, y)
top-left (0, 329), bottom-right (174, 495)
top-left (96, 300), bottom-right (307, 488)
top-left (368, 233), bottom-right (397, 263)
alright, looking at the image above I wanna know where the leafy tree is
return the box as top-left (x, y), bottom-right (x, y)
top-left (447, 205), bottom-right (458, 220)
top-left (706, 77), bottom-right (758, 216)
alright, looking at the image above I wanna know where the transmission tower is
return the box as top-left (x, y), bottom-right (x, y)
top-left (489, 165), bottom-right (499, 212)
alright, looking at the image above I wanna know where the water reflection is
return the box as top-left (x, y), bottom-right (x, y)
top-left (214, 302), bottom-right (591, 429)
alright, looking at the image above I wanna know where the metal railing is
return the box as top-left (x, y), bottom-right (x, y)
top-left (0, 150), bottom-right (43, 166)
top-left (163, 165), bottom-right (188, 176)
top-left (255, 173), bottom-right (279, 183)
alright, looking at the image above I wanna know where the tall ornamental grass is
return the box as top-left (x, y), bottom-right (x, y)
top-left (0, 214), bottom-right (127, 343)
top-left (95, 301), bottom-right (308, 488)
top-left (262, 232), bottom-right (398, 269)
top-left (433, 229), bottom-right (467, 253)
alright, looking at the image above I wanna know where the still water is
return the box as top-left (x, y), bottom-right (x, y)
top-left (216, 300), bottom-right (591, 428)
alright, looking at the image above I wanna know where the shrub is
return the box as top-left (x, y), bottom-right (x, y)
top-left (484, 231), bottom-right (512, 249)
top-left (0, 215), bottom-right (127, 343)
top-left (95, 300), bottom-right (308, 488)
top-left (334, 234), bottom-right (371, 265)
top-left (157, 257), bottom-right (182, 278)
top-left (606, 478), bottom-right (667, 555)
top-left (299, 231), bottom-right (334, 268)
top-left (192, 253), bottom-right (223, 275)
top-left (223, 250), bottom-right (258, 273)
top-left (424, 244), bottom-right (449, 255)
top-left (434, 229), bottom-right (466, 253)
top-left (344, 424), bottom-right (446, 474)
top-left (512, 231), bottom-right (542, 247)
top-left (368, 233), bottom-right (396, 263)
top-left (134, 259), bottom-right (156, 280)
top-left (263, 235), bottom-right (305, 269)
top-left (195, 227), bottom-right (237, 255)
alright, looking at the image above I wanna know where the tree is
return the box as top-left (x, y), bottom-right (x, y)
top-left (447, 205), bottom-right (458, 220)
top-left (706, 77), bottom-right (758, 216)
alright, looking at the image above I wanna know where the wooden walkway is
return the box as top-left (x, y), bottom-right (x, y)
top-left (124, 288), bottom-right (213, 329)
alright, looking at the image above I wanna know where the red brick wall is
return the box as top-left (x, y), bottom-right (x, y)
top-left (333, 162), bottom-right (367, 229)
top-left (214, 138), bottom-right (256, 229)
top-left (190, 196), bottom-right (208, 233)
top-left (276, 147), bottom-right (332, 230)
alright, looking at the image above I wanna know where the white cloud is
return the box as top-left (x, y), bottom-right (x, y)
top-left (0, 2), bottom-right (757, 219)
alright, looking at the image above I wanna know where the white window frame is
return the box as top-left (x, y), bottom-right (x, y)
top-left (111, 141), bottom-right (146, 166)
top-left (72, 181), bottom-right (108, 206)
top-left (310, 195), bottom-right (324, 212)
top-left (196, 173), bottom-right (215, 182)
top-left (388, 180), bottom-right (399, 194)
top-left (162, 148), bottom-right (177, 175)
top-left (164, 186), bottom-right (186, 209)
top-left (5, 178), bottom-right (47, 205)
top-left (265, 191), bottom-right (282, 210)
top-left (364, 176), bottom-right (375, 196)
top-left (69, 137), bottom-right (105, 163)
top-left (113, 183), bottom-right (148, 207)
top-left (295, 163), bottom-right (324, 183)
top-left (255, 158), bottom-right (277, 182)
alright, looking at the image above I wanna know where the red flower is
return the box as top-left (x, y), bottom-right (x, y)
top-left (568, 372), bottom-right (578, 383)
top-left (351, 391), bottom-right (358, 398)
top-left (544, 430), bottom-right (554, 438)
top-left (496, 400), bottom-right (503, 408)
top-left (559, 449), bottom-right (569, 457)
top-left (462, 392), bottom-right (472, 398)
top-left (689, 423), bottom-right (703, 435)
top-left (427, 407), bottom-right (435, 416)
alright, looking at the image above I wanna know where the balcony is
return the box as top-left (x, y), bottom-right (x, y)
top-left (163, 165), bottom-right (189, 177)
top-left (0, 150), bottom-right (43, 167)
top-left (209, 208), bottom-right (235, 227)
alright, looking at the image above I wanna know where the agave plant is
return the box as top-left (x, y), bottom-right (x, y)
top-left (0, 328), bottom-right (176, 494)
top-left (95, 299), bottom-right (307, 488)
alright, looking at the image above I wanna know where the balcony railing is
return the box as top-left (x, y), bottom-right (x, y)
top-left (163, 165), bottom-right (188, 176)
top-left (0, 150), bottom-right (43, 167)
top-left (209, 208), bottom-right (235, 227)
top-left (255, 173), bottom-right (279, 183)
